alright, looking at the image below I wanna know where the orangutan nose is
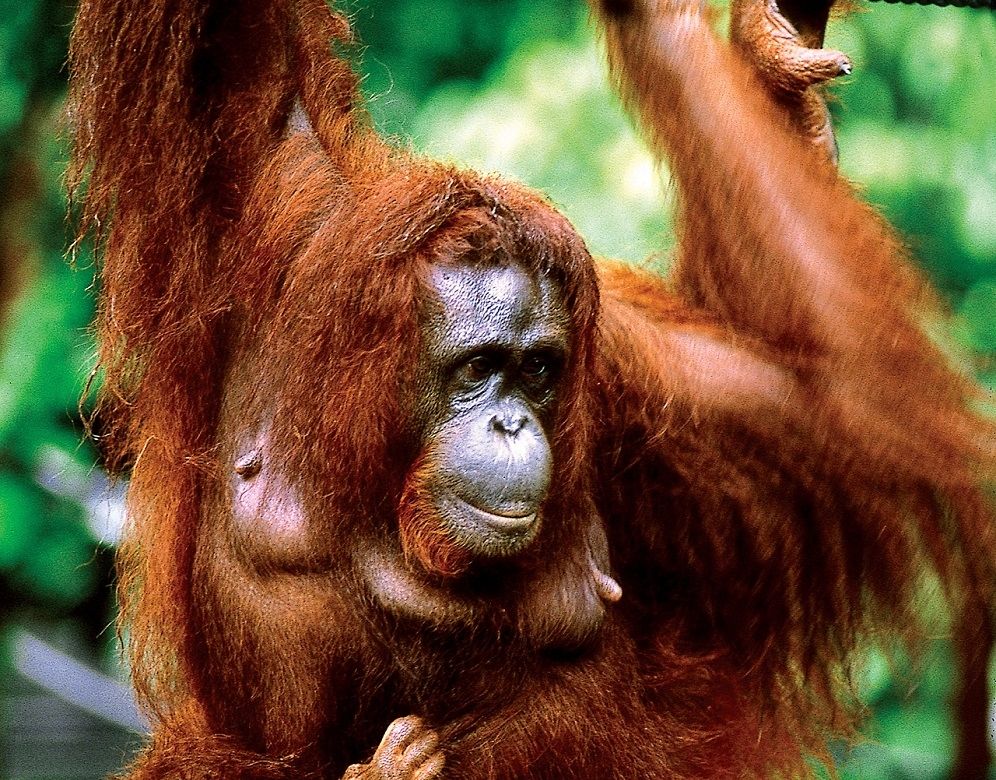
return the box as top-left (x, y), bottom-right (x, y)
top-left (491, 412), bottom-right (528, 437)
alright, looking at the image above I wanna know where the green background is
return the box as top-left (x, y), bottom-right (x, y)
top-left (0, 0), bottom-right (993, 777)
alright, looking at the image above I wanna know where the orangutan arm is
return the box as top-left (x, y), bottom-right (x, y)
top-left (590, 0), bottom-right (994, 713)
top-left (593, 0), bottom-right (993, 487)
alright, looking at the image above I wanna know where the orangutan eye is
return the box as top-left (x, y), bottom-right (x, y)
top-left (521, 355), bottom-right (549, 379)
top-left (521, 351), bottom-right (562, 388)
top-left (460, 354), bottom-right (497, 383)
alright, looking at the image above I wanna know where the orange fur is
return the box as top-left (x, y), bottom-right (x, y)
top-left (398, 453), bottom-right (474, 578)
top-left (68, 0), bottom-right (994, 777)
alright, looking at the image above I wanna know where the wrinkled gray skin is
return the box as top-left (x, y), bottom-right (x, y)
top-left (410, 260), bottom-right (570, 559)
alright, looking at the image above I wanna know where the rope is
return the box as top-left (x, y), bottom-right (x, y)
top-left (868, 0), bottom-right (993, 8)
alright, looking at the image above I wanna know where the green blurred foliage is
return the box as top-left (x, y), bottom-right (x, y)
top-left (0, 0), bottom-right (102, 619)
top-left (827, 6), bottom-right (996, 395)
top-left (346, 0), bottom-right (582, 134)
top-left (0, 0), bottom-right (992, 776)
top-left (410, 37), bottom-right (672, 261)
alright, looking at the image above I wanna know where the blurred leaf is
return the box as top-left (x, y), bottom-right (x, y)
top-left (413, 36), bottom-right (669, 261)
top-left (10, 501), bottom-right (97, 610)
top-left (900, 16), bottom-right (968, 123)
top-left (857, 647), bottom-right (893, 704)
top-left (0, 76), bottom-right (26, 133)
top-left (835, 69), bottom-right (897, 124)
top-left (957, 281), bottom-right (996, 352)
top-left (0, 472), bottom-right (41, 570)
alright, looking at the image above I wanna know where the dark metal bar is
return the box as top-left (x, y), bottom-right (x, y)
top-left (867, 0), bottom-right (993, 8)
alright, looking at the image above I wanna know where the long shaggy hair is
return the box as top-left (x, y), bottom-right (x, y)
top-left (67, 0), bottom-right (994, 777)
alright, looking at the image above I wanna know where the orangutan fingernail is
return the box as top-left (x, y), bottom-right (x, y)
top-left (234, 449), bottom-right (262, 479)
top-left (839, 61), bottom-right (852, 76)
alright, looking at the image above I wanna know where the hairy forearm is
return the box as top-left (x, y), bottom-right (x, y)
top-left (594, 0), bottom-right (993, 476)
top-left (598, 3), bottom-right (891, 347)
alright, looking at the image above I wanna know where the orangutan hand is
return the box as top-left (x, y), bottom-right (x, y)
top-left (342, 716), bottom-right (445, 780)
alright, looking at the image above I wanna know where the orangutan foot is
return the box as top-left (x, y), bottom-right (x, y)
top-left (731, 0), bottom-right (850, 94)
top-left (730, 0), bottom-right (850, 162)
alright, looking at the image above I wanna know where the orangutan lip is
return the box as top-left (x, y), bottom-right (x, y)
top-left (454, 497), bottom-right (537, 532)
